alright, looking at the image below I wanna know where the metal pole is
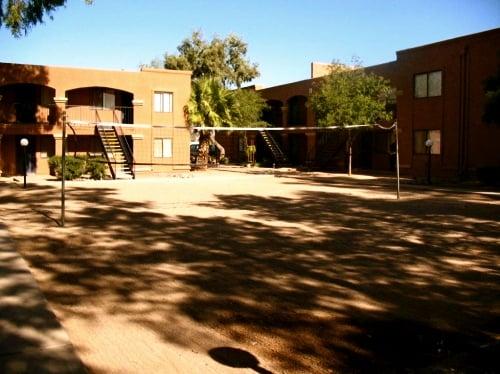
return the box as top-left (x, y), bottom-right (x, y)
top-left (427, 146), bottom-right (432, 184)
top-left (348, 129), bottom-right (352, 176)
top-left (395, 121), bottom-right (400, 200)
top-left (23, 146), bottom-right (27, 189)
top-left (61, 112), bottom-right (66, 227)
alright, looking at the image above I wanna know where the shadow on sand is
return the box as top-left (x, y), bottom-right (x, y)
top-left (0, 176), bottom-right (499, 372)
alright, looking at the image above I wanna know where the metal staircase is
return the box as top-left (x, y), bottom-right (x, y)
top-left (96, 125), bottom-right (135, 179)
top-left (259, 130), bottom-right (288, 165)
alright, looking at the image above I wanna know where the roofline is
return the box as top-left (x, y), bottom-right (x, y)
top-left (260, 60), bottom-right (397, 91)
top-left (139, 67), bottom-right (192, 76)
top-left (397, 27), bottom-right (500, 55)
top-left (258, 77), bottom-right (320, 92)
top-left (0, 61), bottom-right (192, 76)
top-left (365, 60), bottom-right (397, 70)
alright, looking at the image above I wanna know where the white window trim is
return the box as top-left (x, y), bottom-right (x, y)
top-left (414, 71), bottom-right (442, 98)
top-left (153, 137), bottom-right (173, 158)
top-left (154, 91), bottom-right (173, 113)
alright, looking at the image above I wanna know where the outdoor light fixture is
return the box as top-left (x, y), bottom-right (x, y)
top-left (425, 138), bottom-right (433, 184)
top-left (20, 137), bottom-right (29, 188)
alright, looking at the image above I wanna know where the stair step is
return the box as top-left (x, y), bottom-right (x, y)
top-left (97, 125), bottom-right (135, 180)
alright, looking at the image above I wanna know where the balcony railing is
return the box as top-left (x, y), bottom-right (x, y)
top-left (66, 105), bottom-right (133, 124)
top-left (0, 103), bottom-right (56, 124)
top-left (0, 104), bottom-right (134, 126)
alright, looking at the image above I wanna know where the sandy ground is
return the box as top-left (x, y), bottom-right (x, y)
top-left (1, 167), bottom-right (499, 373)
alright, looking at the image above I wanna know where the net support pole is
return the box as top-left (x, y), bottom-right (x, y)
top-left (395, 121), bottom-right (400, 200)
top-left (54, 97), bottom-right (68, 227)
top-left (61, 111), bottom-right (66, 227)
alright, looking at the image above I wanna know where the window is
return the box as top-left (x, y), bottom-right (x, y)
top-left (414, 71), bottom-right (442, 98)
top-left (103, 91), bottom-right (115, 109)
top-left (153, 138), bottom-right (172, 158)
top-left (414, 130), bottom-right (441, 154)
top-left (154, 92), bottom-right (173, 112)
top-left (91, 88), bottom-right (115, 109)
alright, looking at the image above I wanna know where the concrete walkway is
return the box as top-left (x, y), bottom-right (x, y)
top-left (0, 224), bottom-right (87, 373)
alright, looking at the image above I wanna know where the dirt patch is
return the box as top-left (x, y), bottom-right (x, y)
top-left (1, 168), bottom-right (499, 373)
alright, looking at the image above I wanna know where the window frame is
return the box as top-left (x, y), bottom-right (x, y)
top-left (154, 91), bottom-right (173, 113)
top-left (414, 70), bottom-right (442, 98)
top-left (153, 137), bottom-right (173, 158)
top-left (91, 88), bottom-right (115, 109)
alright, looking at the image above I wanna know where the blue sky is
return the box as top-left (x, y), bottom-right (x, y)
top-left (1, 0), bottom-right (499, 87)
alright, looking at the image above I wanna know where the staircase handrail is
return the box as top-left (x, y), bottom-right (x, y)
top-left (263, 130), bottom-right (284, 156)
top-left (113, 125), bottom-right (136, 179)
top-left (96, 125), bottom-right (116, 179)
top-left (260, 130), bottom-right (287, 162)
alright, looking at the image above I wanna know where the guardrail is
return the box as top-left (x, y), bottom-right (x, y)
top-left (66, 106), bottom-right (133, 124)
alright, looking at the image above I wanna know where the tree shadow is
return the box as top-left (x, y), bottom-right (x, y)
top-left (0, 63), bottom-right (61, 133)
top-left (0, 63), bottom-right (49, 87)
top-left (1, 177), bottom-right (499, 372)
top-left (0, 222), bottom-right (87, 373)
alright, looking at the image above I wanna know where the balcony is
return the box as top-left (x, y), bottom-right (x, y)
top-left (0, 103), bottom-right (57, 125)
top-left (66, 105), bottom-right (134, 125)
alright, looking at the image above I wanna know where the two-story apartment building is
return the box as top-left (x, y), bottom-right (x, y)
top-left (0, 63), bottom-right (192, 178)
top-left (221, 28), bottom-right (499, 181)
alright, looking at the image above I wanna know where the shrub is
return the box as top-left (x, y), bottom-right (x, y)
top-left (48, 156), bottom-right (86, 180)
top-left (246, 145), bottom-right (256, 164)
top-left (86, 157), bottom-right (107, 180)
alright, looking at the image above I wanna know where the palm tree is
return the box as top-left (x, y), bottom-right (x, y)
top-left (186, 77), bottom-right (233, 168)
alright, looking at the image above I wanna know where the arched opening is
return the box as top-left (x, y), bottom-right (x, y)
top-left (66, 87), bottom-right (134, 123)
top-left (0, 83), bottom-right (56, 124)
top-left (262, 99), bottom-right (283, 125)
top-left (287, 95), bottom-right (307, 125)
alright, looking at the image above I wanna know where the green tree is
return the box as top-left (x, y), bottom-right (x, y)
top-left (186, 78), bottom-right (267, 168)
top-left (231, 88), bottom-right (268, 127)
top-left (186, 77), bottom-right (234, 168)
top-left (310, 60), bottom-right (395, 174)
top-left (162, 32), bottom-right (265, 167)
top-left (0, 0), bottom-right (92, 37)
top-left (161, 31), bottom-right (259, 88)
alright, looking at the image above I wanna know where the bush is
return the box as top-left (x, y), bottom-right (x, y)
top-left (86, 157), bottom-right (107, 180)
top-left (48, 156), bottom-right (86, 180)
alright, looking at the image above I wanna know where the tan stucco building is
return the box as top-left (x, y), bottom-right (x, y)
top-left (0, 63), bottom-right (192, 178)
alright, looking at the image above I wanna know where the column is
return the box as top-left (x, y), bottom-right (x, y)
top-left (305, 131), bottom-right (317, 165)
top-left (132, 99), bottom-right (144, 125)
top-left (281, 104), bottom-right (289, 153)
top-left (281, 105), bottom-right (288, 127)
top-left (53, 97), bottom-right (67, 156)
top-left (305, 101), bottom-right (315, 127)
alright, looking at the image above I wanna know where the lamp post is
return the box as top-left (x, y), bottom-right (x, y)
top-left (425, 138), bottom-right (433, 184)
top-left (54, 96), bottom-right (68, 227)
top-left (395, 122), bottom-right (400, 200)
top-left (61, 111), bottom-right (67, 227)
top-left (20, 138), bottom-right (29, 188)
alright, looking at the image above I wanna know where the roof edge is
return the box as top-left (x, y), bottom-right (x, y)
top-left (397, 27), bottom-right (500, 55)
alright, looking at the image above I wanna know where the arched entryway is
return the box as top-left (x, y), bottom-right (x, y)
top-left (262, 99), bottom-right (283, 125)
